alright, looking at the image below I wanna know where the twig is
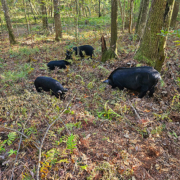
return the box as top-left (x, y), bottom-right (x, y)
top-left (0, 125), bottom-right (39, 150)
top-left (36, 94), bottom-right (76, 180)
top-left (10, 134), bottom-right (23, 180)
top-left (128, 100), bottom-right (141, 122)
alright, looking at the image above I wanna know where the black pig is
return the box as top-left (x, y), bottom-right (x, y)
top-left (34, 76), bottom-right (68, 98)
top-left (47, 60), bottom-right (71, 70)
top-left (103, 66), bottom-right (161, 98)
top-left (66, 45), bottom-right (94, 59)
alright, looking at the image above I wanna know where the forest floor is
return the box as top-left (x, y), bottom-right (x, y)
top-left (0, 25), bottom-right (180, 180)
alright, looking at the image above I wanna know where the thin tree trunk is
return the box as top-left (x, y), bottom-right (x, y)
top-left (50, 0), bottom-right (53, 17)
top-left (122, 0), bottom-right (125, 32)
top-left (86, 6), bottom-right (91, 16)
top-left (75, 0), bottom-right (79, 44)
top-left (78, 2), bottom-right (81, 17)
top-left (170, 1), bottom-right (179, 28)
top-left (41, 0), bottom-right (48, 29)
top-left (0, 17), bottom-right (2, 39)
top-left (23, 0), bottom-right (30, 34)
top-left (101, 0), bottom-right (117, 62)
top-left (99, 0), bottom-right (101, 17)
top-left (135, 0), bottom-right (150, 38)
top-left (129, 0), bottom-right (134, 33)
top-left (81, 0), bottom-right (85, 17)
top-left (134, 0), bottom-right (175, 72)
top-left (1, 0), bottom-right (17, 44)
top-left (29, 0), bottom-right (39, 15)
top-left (118, 0), bottom-right (124, 32)
top-left (110, 0), bottom-right (117, 53)
top-left (28, 0), bottom-right (37, 23)
top-left (53, 0), bottom-right (62, 41)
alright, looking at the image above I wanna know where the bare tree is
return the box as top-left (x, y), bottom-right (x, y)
top-left (101, 0), bottom-right (117, 62)
top-left (53, 0), bottom-right (62, 41)
top-left (118, 0), bottom-right (125, 32)
top-left (170, 1), bottom-right (179, 28)
top-left (1, 0), bottom-right (17, 44)
top-left (99, 0), bottom-right (101, 17)
top-left (129, 0), bottom-right (134, 33)
top-left (23, 0), bottom-right (30, 34)
top-left (41, 0), bottom-right (48, 29)
top-left (135, 0), bottom-right (150, 38)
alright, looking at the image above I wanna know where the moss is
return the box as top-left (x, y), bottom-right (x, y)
top-left (101, 48), bottom-right (115, 63)
top-left (134, 52), bottom-right (155, 66)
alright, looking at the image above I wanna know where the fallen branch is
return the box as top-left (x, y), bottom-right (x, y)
top-left (10, 134), bottom-right (23, 180)
top-left (128, 100), bottom-right (141, 122)
top-left (36, 94), bottom-right (76, 180)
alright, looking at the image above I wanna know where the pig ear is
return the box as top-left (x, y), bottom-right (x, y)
top-left (103, 79), bottom-right (109, 84)
top-left (57, 90), bottom-right (62, 94)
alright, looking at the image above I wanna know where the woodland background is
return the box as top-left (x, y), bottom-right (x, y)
top-left (0, 0), bottom-right (180, 179)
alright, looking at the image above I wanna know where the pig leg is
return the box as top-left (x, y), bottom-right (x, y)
top-left (35, 85), bottom-right (42, 92)
top-left (51, 89), bottom-right (61, 98)
top-left (149, 86), bottom-right (155, 97)
top-left (138, 86), bottom-right (149, 98)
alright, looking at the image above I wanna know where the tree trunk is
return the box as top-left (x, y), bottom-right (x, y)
top-left (53, 0), bottom-right (62, 41)
top-left (75, 0), bottom-right (79, 44)
top-left (129, 0), bottom-right (134, 33)
top-left (118, 0), bottom-right (125, 32)
top-left (23, 0), bottom-right (30, 34)
top-left (110, 0), bottom-right (117, 53)
top-left (101, 0), bottom-right (117, 62)
top-left (86, 6), bottom-right (91, 16)
top-left (170, 1), bottom-right (179, 28)
top-left (50, 0), bottom-right (53, 17)
top-left (29, 0), bottom-right (39, 15)
top-left (135, 0), bottom-right (150, 38)
top-left (134, 0), bottom-right (175, 72)
top-left (99, 0), bottom-right (101, 17)
top-left (78, 2), bottom-right (81, 17)
top-left (1, 0), bottom-right (17, 44)
top-left (41, 0), bottom-right (48, 29)
top-left (28, 0), bottom-right (37, 23)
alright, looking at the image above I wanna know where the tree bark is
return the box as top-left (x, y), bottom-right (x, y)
top-left (23, 0), bottom-right (30, 34)
top-left (50, 0), bottom-right (53, 17)
top-left (41, 0), bottom-right (48, 29)
top-left (134, 0), bottom-right (175, 72)
top-left (53, 0), bottom-right (62, 41)
top-left (110, 0), bottom-right (117, 53)
top-left (135, 0), bottom-right (150, 38)
top-left (129, 0), bottom-right (134, 33)
top-left (118, 0), bottom-right (125, 32)
top-left (75, 0), bottom-right (79, 44)
top-left (99, 0), bottom-right (101, 17)
top-left (28, 0), bottom-right (37, 23)
top-left (101, 0), bottom-right (117, 62)
top-left (170, 1), bottom-right (179, 28)
top-left (1, 0), bottom-right (17, 44)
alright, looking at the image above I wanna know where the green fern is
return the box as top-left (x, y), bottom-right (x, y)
top-left (8, 149), bottom-right (17, 156)
top-left (6, 132), bottom-right (17, 146)
top-left (24, 127), bottom-right (37, 136)
top-left (66, 134), bottom-right (77, 153)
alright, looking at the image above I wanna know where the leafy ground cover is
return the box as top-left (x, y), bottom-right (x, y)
top-left (0, 25), bottom-right (180, 180)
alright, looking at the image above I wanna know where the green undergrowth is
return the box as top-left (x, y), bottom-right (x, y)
top-left (0, 63), bottom-right (34, 85)
top-left (1, 30), bottom-right (180, 179)
top-left (9, 46), bottom-right (40, 58)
